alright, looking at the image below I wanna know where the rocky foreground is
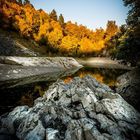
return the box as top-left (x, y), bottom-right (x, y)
top-left (0, 75), bottom-right (140, 140)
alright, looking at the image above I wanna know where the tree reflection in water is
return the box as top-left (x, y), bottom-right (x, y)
top-left (63, 68), bottom-right (128, 88)
top-left (0, 68), bottom-right (127, 115)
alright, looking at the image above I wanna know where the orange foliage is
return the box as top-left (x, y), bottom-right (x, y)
top-left (34, 21), bottom-right (50, 41)
top-left (79, 37), bottom-right (94, 53)
top-left (65, 22), bottom-right (90, 39)
top-left (48, 28), bottom-right (63, 48)
top-left (60, 35), bottom-right (79, 54)
top-left (0, 0), bottom-right (119, 55)
top-left (78, 71), bottom-right (103, 83)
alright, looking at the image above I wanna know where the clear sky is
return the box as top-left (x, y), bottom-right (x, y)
top-left (30, 0), bottom-right (129, 30)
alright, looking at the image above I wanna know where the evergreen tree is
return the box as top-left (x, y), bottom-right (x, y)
top-left (24, 0), bottom-right (30, 5)
top-left (105, 0), bottom-right (140, 65)
top-left (18, 0), bottom-right (22, 4)
top-left (117, 0), bottom-right (140, 65)
top-left (59, 14), bottom-right (64, 26)
top-left (123, 0), bottom-right (140, 27)
top-left (49, 9), bottom-right (57, 21)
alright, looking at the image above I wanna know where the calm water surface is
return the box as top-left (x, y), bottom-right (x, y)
top-left (0, 67), bottom-right (128, 115)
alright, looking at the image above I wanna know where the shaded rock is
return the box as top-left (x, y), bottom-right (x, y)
top-left (0, 57), bottom-right (82, 88)
top-left (0, 29), bottom-right (40, 56)
top-left (0, 134), bottom-right (18, 140)
top-left (0, 75), bottom-right (140, 140)
top-left (116, 68), bottom-right (140, 111)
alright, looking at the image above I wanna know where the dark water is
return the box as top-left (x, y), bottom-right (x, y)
top-left (63, 67), bottom-right (127, 88)
top-left (0, 68), bottom-right (127, 115)
top-left (0, 82), bottom-right (52, 115)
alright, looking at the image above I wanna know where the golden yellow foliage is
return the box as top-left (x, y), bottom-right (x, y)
top-left (48, 28), bottom-right (63, 48)
top-left (105, 21), bottom-right (119, 40)
top-left (60, 35), bottom-right (79, 53)
top-left (50, 20), bottom-right (62, 30)
top-left (34, 21), bottom-right (50, 41)
top-left (64, 72), bottom-right (103, 84)
top-left (0, 0), bottom-right (119, 55)
top-left (79, 37), bottom-right (94, 53)
top-left (65, 22), bottom-right (90, 39)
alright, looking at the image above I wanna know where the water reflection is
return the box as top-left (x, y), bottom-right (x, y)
top-left (0, 82), bottom-right (51, 115)
top-left (64, 68), bottom-right (128, 88)
top-left (0, 67), bottom-right (128, 115)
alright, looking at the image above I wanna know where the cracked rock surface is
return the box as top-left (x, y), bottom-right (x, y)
top-left (0, 75), bottom-right (140, 140)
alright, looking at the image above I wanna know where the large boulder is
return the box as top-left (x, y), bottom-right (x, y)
top-left (116, 68), bottom-right (140, 111)
top-left (0, 57), bottom-right (82, 88)
top-left (0, 75), bottom-right (140, 140)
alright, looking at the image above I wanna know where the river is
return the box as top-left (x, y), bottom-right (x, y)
top-left (0, 57), bottom-right (130, 115)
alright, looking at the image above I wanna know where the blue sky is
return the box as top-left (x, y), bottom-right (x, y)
top-left (30, 0), bottom-right (129, 30)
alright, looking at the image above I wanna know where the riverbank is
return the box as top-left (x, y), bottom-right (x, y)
top-left (0, 56), bottom-right (131, 115)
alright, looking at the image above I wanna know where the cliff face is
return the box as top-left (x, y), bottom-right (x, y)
top-left (0, 76), bottom-right (140, 140)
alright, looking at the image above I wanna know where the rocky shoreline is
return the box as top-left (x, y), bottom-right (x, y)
top-left (0, 75), bottom-right (140, 140)
top-left (0, 57), bottom-right (82, 88)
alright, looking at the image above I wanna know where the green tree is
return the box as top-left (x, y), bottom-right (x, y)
top-left (123, 0), bottom-right (140, 27)
top-left (59, 14), bottom-right (64, 26)
top-left (49, 9), bottom-right (57, 21)
top-left (18, 0), bottom-right (22, 4)
top-left (115, 0), bottom-right (140, 65)
top-left (24, 0), bottom-right (30, 5)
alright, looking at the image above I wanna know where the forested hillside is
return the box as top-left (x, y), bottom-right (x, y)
top-left (0, 0), bottom-right (119, 56)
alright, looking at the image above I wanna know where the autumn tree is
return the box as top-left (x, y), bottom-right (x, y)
top-left (64, 22), bottom-right (90, 40)
top-left (48, 28), bottom-right (63, 49)
top-left (79, 37), bottom-right (94, 54)
top-left (33, 10), bottom-right (50, 43)
top-left (105, 21), bottom-right (118, 40)
top-left (60, 35), bottom-right (79, 55)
